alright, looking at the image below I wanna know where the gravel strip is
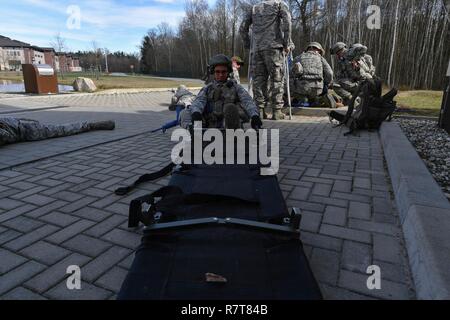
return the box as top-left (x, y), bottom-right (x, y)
top-left (395, 119), bottom-right (450, 200)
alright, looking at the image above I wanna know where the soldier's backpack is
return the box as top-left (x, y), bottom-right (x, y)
top-left (329, 79), bottom-right (397, 135)
top-left (114, 131), bottom-right (323, 300)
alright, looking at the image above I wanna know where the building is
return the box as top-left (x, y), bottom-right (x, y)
top-left (0, 35), bottom-right (29, 71)
top-left (0, 35), bottom-right (82, 72)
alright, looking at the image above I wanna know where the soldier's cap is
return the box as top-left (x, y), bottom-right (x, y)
top-left (330, 42), bottom-right (347, 55)
top-left (232, 56), bottom-right (244, 66)
top-left (306, 42), bottom-right (325, 56)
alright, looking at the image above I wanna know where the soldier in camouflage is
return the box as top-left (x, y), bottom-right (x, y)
top-left (0, 118), bottom-right (115, 147)
top-left (179, 54), bottom-right (262, 130)
top-left (291, 42), bottom-right (335, 108)
top-left (170, 85), bottom-right (196, 111)
top-left (231, 56), bottom-right (244, 84)
top-left (331, 42), bottom-right (376, 106)
top-left (240, 0), bottom-right (293, 120)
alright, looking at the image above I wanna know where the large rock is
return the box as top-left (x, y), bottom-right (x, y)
top-left (72, 77), bottom-right (97, 93)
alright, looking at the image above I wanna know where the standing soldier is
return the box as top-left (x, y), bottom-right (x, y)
top-left (240, 0), bottom-right (293, 120)
top-left (291, 42), bottom-right (335, 108)
top-left (231, 56), bottom-right (244, 84)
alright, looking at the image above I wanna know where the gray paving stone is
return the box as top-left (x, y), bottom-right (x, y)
top-left (118, 253), bottom-right (135, 270)
top-left (341, 241), bottom-right (372, 274)
top-left (320, 224), bottom-right (371, 244)
top-left (70, 207), bottom-right (113, 222)
top-left (3, 225), bottom-right (60, 251)
top-left (299, 211), bottom-right (322, 233)
top-left (24, 253), bottom-right (91, 293)
top-left (83, 215), bottom-right (127, 238)
top-left (348, 219), bottom-right (399, 236)
top-left (2, 216), bottom-right (44, 233)
top-left (349, 201), bottom-right (372, 220)
top-left (20, 241), bottom-right (71, 266)
top-left (338, 269), bottom-right (412, 300)
top-left (373, 197), bottom-right (394, 214)
top-left (103, 202), bottom-right (129, 216)
top-left (44, 281), bottom-right (113, 300)
top-left (0, 248), bottom-right (27, 274)
top-left (1, 287), bottom-right (47, 300)
top-left (309, 248), bottom-right (340, 286)
top-left (320, 283), bottom-right (377, 300)
top-left (0, 260), bottom-right (46, 295)
top-left (59, 196), bottom-right (97, 213)
top-left (38, 179), bottom-right (65, 187)
top-left (330, 192), bottom-right (371, 204)
top-left (354, 177), bottom-right (371, 189)
top-left (62, 234), bottom-right (112, 257)
top-left (0, 198), bottom-right (24, 210)
top-left (0, 204), bottom-right (37, 223)
top-left (373, 234), bottom-right (403, 265)
top-left (300, 231), bottom-right (343, 252)
top-left (45, 220), bottom-right (95, 244)
top-left (312, 183), bottom-right (332, 197)
top-left (373, 259), bottom-right (409, 285)
top-left (101, 229), bottom-right (142, 249)
top-left (10, 186), bottom-right (48, 200)
top-left (309, 195), bottom-right (348, 208)
top-left (79, 188), bottom-right (111, 198)
top-left (0, 229), bottom-right (22, 245)
top-left (289, 186), bottom-right (311, 201)
top-left (323, 206), bottom-right (347, 227)
top-left (38, 212), bottom-right (80, 227)
top-left (81, 246), bottom-right (132, 282)
top-left (20, 194), bottom-right (56, 206)
top-left (25, 200), bottom-right (69, 218)
top-left (95, 267), bottom-right (128, 292)
top-left (52, 191), bottom-right (84, 202)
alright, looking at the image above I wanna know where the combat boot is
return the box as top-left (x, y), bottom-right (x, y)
top-left (272, 110), bottom-right (285, 120)
top-left (88, 120), bottom-right (116, 131)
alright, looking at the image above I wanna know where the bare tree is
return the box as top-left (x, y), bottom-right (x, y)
top-left (50, 33), bottom-right (67, 79)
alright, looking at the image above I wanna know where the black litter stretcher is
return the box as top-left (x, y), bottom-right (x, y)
top-left (116, 137), bottom-right (322, 300)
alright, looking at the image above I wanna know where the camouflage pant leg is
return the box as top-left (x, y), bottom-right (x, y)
top-left (253, 49), bottom-right (285, 111)
top-left (253, 51), bottom-right (269, 110)
top-left (18, 120), bottom-right (90, 142)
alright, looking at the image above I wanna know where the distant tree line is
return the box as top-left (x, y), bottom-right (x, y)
top-left (75, 50), bottom-right (140, 74)
top-left (139, 0), bottom-right (449, 90)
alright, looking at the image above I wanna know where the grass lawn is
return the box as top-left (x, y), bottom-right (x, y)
top-left (394, 90), bottom-right (443, 117)
top-left (0, 71), bottom-right (201, 90)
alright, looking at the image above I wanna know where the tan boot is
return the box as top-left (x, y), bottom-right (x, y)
top-left (272, 110), bottom-right (285, 120)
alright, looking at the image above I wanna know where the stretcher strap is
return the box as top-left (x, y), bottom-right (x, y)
top-left (115, 162), bottom-right (176, 196)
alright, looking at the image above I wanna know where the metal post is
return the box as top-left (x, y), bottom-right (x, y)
top-left (104, 48), bottom-right (109, 74)
top-left (439, 59), bottom-right (450, 134)
top-left (284, 52), bottom-right (292, 120)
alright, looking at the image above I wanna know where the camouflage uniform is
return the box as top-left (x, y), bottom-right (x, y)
top-left (333, 43), bottom-right (376, 105)
top-left (0, 117), bottom-right (115, 146)
top-left (291, 44), bottom-right (334, 106)
top-left (180, 80), bottom-right (259, 130)
top-left (170, 85), bottom-right (196, 110)
top-left (240, 0), bottom-right (293, 119)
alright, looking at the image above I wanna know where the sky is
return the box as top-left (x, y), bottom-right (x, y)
top-left (0, 0), bottom-right (217, 54)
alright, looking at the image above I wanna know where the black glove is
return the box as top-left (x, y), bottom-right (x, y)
top-left (251, 115), bottom-right (263, 130)
top-left (191, 112), bottom-right (203, 123)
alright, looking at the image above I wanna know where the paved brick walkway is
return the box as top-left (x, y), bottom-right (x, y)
top-left (0, 91), bottom-right (416, 300)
